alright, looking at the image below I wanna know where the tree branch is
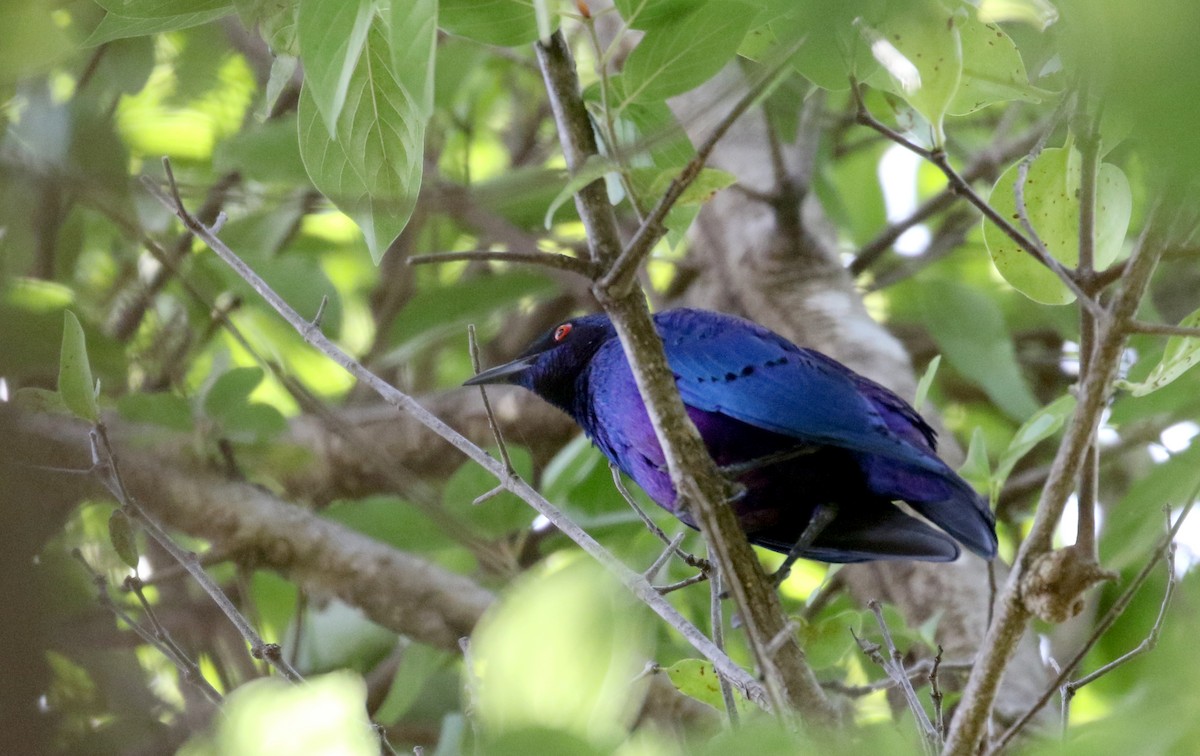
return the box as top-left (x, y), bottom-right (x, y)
top-left (533, 30), bottom-right (835, 722)
top-left (943, 211), bottom-right (1167, 755)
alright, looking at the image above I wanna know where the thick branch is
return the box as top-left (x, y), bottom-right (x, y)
top-left (943, 218), bottom-right (1166, 755)
top-left (17, 410), bottom-right (492, 651)
top-left (534, 30), bottom-right (834, 722)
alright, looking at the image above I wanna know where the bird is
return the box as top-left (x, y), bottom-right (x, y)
top-left (465, 308), bottom-right (997, 567)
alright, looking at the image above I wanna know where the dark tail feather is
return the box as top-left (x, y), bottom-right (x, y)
top-left (907, 474), bottom-right (998, 559)
top-left (751, 504), bottom-right (962, 563)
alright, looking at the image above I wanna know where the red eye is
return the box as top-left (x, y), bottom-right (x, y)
top-left (553, 323), bottom-right (573, 342)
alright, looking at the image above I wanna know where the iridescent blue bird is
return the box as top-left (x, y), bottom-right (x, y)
top-left (466, 309), bottom-right (997, 565)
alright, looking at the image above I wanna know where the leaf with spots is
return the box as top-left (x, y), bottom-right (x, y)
top-left (950, 13), bottom-right (1050, 115)
top-left (863, 0), bottom-right (963, 146)
top-left (984, 145), bottom-right (1132, 304)
top-left (664, 658), bottom-right (747, 712)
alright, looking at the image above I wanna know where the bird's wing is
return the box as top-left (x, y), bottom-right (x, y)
top-left (657, 310), bottom-right (943, 474)
top-left (658, 310), bottom-right (997, 558)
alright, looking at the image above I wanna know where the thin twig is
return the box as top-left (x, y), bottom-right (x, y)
top-left (611, 463), bottom-right (709, 571)
top-left (598, 42), bottom-right (804, 298)
top-left (930, 646), bottom-right (946, 740)
top-left (90, 424), bottom-right (304, 683)
top-left (863, 600), bottom-right (940, 753)
top-left (1010, 95), bottom-right (1071, 275)
top-left (1126, 320), bottom-right (1200, 338)
top-left (710, 567), bottom-right (741, 727)
top-left (142, 162), bottom-right (769, 708)
top-left (1065, 545), bottom-right (1176, 693)
top-left (407, 249), bottom-right (600, 278)
top-left (288, 588), bottom-right (309, 671)
top-left (469, 324), bottom-right (515, 476)
top-left (643, 532), bottom-right (686, 582)
top-left (656, 572), bottom-right (710, 594)
top-left (820, 658), bottom-right (974, 697)
top-left (850, 123), bottom-right (1046, 275)
top-left (73, 551), bottom-right (223, 706)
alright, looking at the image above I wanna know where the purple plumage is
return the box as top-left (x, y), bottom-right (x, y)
top-left (466, 308), bottom-right (997, 564)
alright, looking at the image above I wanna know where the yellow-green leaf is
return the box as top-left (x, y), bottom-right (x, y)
top-left (950, 14), bottom-right (1048, 115)
top-left (1123, 308), bottom-right (1200, 396)
top-left (863, 0), bottom-right (963, 145)
top-left (108, 510), bottom-right (139, 570)
top-left (984, 145), bottom-right (1132, 304)
top-left (664, 659), bottom-right (732, 712)
top-left (59, 311), bottom-right (99, 423)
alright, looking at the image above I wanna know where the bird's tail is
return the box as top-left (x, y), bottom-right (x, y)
top-left (906, 472), bottom-right (997, 559)
top-left (750, 502), bottom-right (962, 563)
top-left (860, 454), bottom-right (998, 559)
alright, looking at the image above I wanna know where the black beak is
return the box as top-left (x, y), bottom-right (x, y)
top-left (463, 354), bottom-right (539, 386)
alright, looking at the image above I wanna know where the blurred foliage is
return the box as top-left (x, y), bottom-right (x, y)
top-left (3, 0), bottom-right (1200, 753)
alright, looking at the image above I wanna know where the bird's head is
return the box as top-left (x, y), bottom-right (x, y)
top-left (464, 313), bottom-right (616, 411)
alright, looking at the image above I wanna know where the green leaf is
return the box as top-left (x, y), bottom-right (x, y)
top-left (543, 155), bottom-right (619, 229)
top-left (604, 78), bottom-right (696, 169)
top-left (443, 447), bottom-right (535, 538)
top-left (663, 659), bottom-right (732, 712)
top-left (13, 387), bottom-right (70, 415)
top-left (264, 54), bottom-right (299, 117)
top-left (116, 392), bottom-right (195, 432)
top-left (913, 354), bottom-right (941, 411)
top-left (438, 0), bottom-right (541, 46)
top-left (388, 0), bottom-right (438, 119)
top-left (85, 9), bottom-right (235, 51)
top-left (1101, 442), bottom-right (1200, 571)
top-left (627, 166), bottom-right (737, 208)
top-left (770, 0), bottom-right (884, 91)
top-left (237, 0), bottom-right (297, 53)
top-left (221, 403), bottom-right (287, 440)
top-left (950, 14), bottom-right (1047, 115)
top-left (1121, 307), bottom-right (1200, 396)
top-left (214, 116), bottom-right (309, 185)
top-left (376, 644), bottom-right (450, 725)
top-left (299, 21), bottom-right (425, 263)
top-left (992, 394), bottom-right (1076, 500)
top-left (298, 0), bottom-right (373, 138)
top-left (977, 0), bottom-right (1059, 29)
top-left (863, 0), bottom-right (964, 145)
top-left (59, 311), bottom-right (99, 423)
top-left (203, 366), bottom-right (265, 419)
top-left (622, 0), bottom-right (757, 103)
top-left (94, 0), bottom-right (231, 18)
top-left (0, 0), bottom-right (73, 81)
top-left (183, 672), bottom-right (377, 755)
top-left (919, 282), bottom-right (1040, 421)
top-left (201, 367), bottom-right (286, 442)
top-left (108, 510), bottom-right (140, 570)
top-left (801, 609), bottom-right (863, 669)
top-left (323, 496), bottom-right (451, 554)
top-left (959, 427), bottom-right (991, 493)
top-left (984, 145), bottom-right (1133, 305)
top-left (471, 558), bottom-right (652, 742)
top-left (613, 0), bottom-right (699, 30)
top-left (385, 270), bottom-right (554, 357)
